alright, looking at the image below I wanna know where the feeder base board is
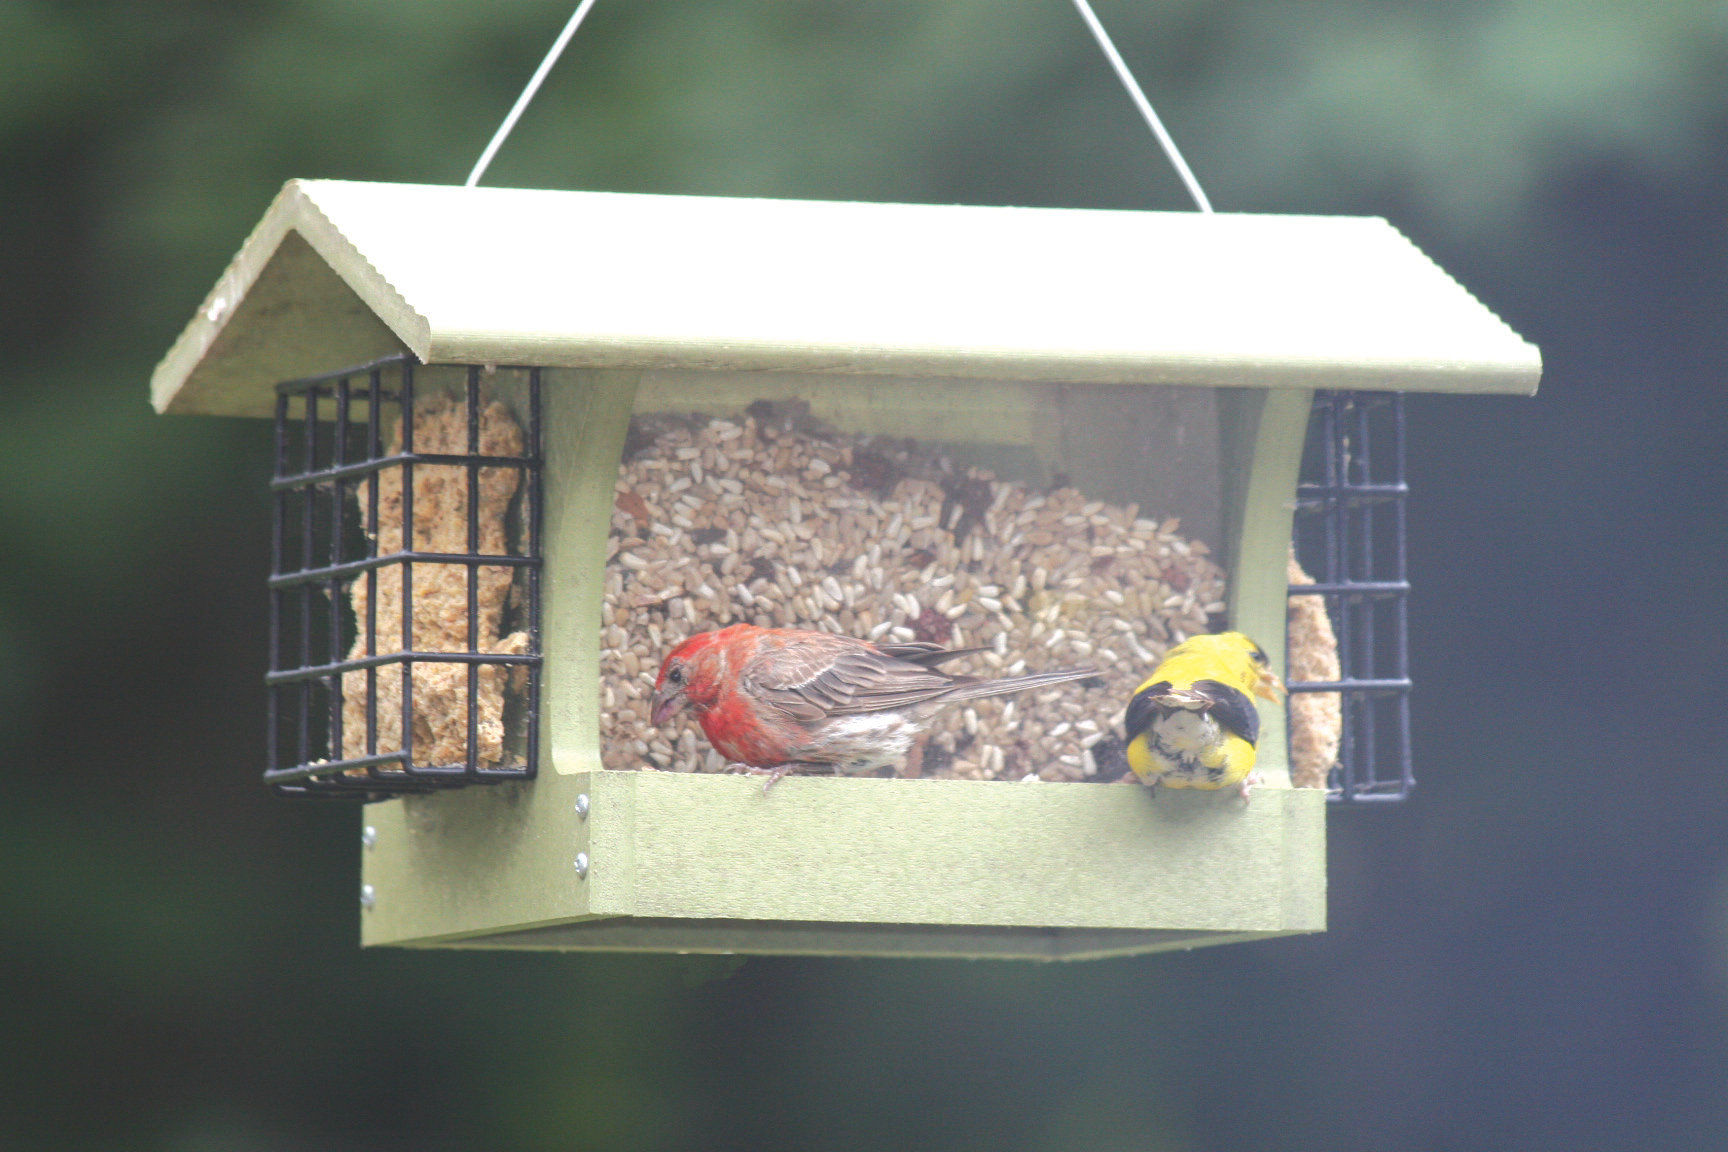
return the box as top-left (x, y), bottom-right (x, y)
top-left (360, 772), bottom-right (1325, 959)
top-left (406, 916), bottom-right (1307, 962)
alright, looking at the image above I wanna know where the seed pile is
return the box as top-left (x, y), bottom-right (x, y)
top-left (600, 407), bottom-right (1229, 781)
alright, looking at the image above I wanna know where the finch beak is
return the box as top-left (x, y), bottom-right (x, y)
top-left (650, 686), bottom-right (686, 727)
top-left (1256, 671), bottom-right (1287, 703)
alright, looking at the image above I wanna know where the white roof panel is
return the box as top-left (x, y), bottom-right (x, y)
top-left (153, 179), bottom-right (1540, 416)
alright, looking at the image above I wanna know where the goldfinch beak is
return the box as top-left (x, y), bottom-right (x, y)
top-left (1256, 671), bottom-right (1287, 703)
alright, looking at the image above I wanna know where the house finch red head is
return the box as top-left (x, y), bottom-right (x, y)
top-left (650, 623), bottom-right (1097, 787)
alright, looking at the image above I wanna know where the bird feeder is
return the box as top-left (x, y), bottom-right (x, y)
top-left (153, 180), bottom-right (1539, 960)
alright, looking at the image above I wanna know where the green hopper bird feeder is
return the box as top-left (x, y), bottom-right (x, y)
top-left (152, 179), bottom-right (1539, 960)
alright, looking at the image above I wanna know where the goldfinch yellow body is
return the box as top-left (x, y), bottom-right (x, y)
top-left (1124, 632), bottom-right (1284, 797)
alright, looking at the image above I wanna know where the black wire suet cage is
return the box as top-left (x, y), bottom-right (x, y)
top-left (1289, 390), bottom-right (1414, 803)
top-left (265, 355), bottom-right (543, 799)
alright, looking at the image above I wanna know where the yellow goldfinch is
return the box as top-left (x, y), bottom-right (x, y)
top-left (1124, 632), bottom-right (1285, 799)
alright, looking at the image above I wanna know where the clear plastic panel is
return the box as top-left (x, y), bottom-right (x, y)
top-left (601, 372), bottom-right (1229, 782)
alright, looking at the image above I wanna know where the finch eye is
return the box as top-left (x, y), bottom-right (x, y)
top-left (667, 666), bottom-right (685, 686)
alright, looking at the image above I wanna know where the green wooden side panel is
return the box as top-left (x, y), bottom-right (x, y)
top-left (1219, 386), bottom-right (1313, 789)
top-left (543, 368), bottom-right (641, 776)
top-left (359, 769), bottom-right (591, 946)
top-left (591, 773), bottom-right (1322, 930)
top-left (362, 369), bottom-right (636, 946)
top-left (363, 773), bottom-right (1324, 954)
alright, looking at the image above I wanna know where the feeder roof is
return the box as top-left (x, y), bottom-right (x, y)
top-left (153, 179), bottom-right (1540, 416)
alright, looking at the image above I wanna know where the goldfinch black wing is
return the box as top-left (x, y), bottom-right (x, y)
top-left (1124, 678), bottom-right (1260, 748)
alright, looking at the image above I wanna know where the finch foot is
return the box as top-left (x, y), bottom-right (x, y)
top-left (744, 762), bottom-right (820, 793)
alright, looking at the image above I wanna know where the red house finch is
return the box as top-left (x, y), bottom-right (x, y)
top-left (650, 623), bottom-right (1097, 788)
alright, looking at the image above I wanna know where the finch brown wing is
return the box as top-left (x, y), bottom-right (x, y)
top-left (871, 642), bottom-right (991, 668)
top-left (738, 632), bottom-right (872, 723)
top-left (746, 643), bottom-right (968, 720)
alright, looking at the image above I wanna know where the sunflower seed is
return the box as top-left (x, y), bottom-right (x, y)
top-left (601, 407), bottom-right (1233, 778)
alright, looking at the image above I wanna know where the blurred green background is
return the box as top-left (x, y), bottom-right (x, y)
top-left (4, 2), bottom-right (1727, 1148)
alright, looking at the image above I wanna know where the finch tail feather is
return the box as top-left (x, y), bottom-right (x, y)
top-left (937, 666), bottom-right (1098, 705)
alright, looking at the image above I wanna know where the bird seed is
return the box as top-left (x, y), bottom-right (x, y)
top-left (601, 408), bottom-right (1234, 782)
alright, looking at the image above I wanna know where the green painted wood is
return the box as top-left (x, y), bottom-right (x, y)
top-left (154, 183), bottom-right (430, 416)
top-left (1218, 386), bottom-right (1314, 790)
top-left (361, 370), bottom-right (635, 946)
top-left (1280, 780), bottom-right (1329, 925)
top-left (591, 772), bottom-right (1322, 930)
top-left (365, 772), bottom-right (1324, 952)
top-left (542, 369), bottom-right (640, 776)
top-left (359, 771), bottom-right (592, 947)
top-left (154, 180), bottom-right (1541, 417)
top-left (422, 920), bottom-right (1301, 961)
top-left (157, 228), bottom-right (408, 417)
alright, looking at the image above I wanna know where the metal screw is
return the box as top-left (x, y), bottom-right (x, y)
top-left (360, 884), bottom-right (376, 910)
top-left (362, 825), bottom-right (378, 849)
top-left (574, 853), bottom-right (590, 879)
top-left (574, 794), bottom-right (590, 819)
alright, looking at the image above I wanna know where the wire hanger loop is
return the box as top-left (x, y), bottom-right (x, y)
top-left (465, 0), bottom-right (1213, 212)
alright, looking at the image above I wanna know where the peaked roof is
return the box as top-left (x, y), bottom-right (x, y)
top-left (153, 179), bottom-right (1540, 416)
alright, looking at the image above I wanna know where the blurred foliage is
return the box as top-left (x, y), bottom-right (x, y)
top-left (3, 2), bottom-right (1728, 1150)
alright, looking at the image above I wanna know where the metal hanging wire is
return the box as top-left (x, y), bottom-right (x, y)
top-left (463, 0), bottom-right (1213, 211)
top-left (1064, 0), bottom-right (1212, 212)
top-left (466, 0), bottom-right (603, 187)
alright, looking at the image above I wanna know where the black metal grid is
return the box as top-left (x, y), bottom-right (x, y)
top-left (265, 355), bottom-right (543, 799)
top-left (1289, 391), bottom-right (1413, 803)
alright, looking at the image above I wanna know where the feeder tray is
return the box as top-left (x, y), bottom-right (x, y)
top-left (153, 180), bottom-right (1538, 959)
